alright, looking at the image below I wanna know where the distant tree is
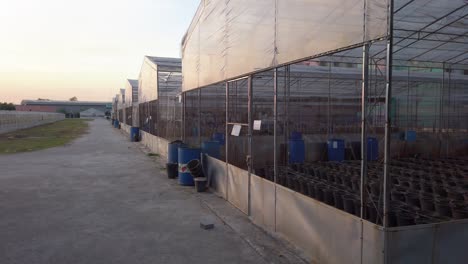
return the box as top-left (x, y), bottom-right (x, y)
top-left (0, 102), bottom-right (16, 110)
top-left (69, 96), bottom-right (78, 101)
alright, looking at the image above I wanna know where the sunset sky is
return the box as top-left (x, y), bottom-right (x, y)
top-left (0, 0), bottom-right (199, 104)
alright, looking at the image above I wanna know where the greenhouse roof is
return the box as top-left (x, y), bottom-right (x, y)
top-left (181, 0), bottom-right (467, 92)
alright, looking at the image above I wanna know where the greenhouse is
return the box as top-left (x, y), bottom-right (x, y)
top-left (123, 79), bottom-right (139, 127)
top-left (136, 56), bottom-right (183, 154)
top-left (179, 0), bottom-right (468, 263)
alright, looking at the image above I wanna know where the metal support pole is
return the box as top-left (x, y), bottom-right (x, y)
top-left (273, 68), bottom-right (278, 231)
top-left (328, 62), bottom-right (332, 137)
top-left (439, 63), bottom-right (445, 133)
top-left (407, 67), bottom-right (410, 129)
top-left (360, 43), bottom-right (370, 264)
top-left (360, 43), bottom-right (370, 220)
top-left (182, 93), bottom-right (186, 141)
top-left (225, 82), bottom-right (229, 200)
top-left (247, 76), bottom-right (253, 216)
top-left (383, 0), bottom-right (394, 263)
top-left (198, 89), bottom-right (201, 146)
top-left (286, 66), bottom-right (291, 140)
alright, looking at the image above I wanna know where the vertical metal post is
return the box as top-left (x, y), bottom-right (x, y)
top-left (407, 67), bottom-right (410, 129)
top-left (198, 88), bottom-right (201, 146)
top-left (247, 75), bottom-right (253, 216)
top-left (383, 0), bottom-right (394, 263)
top-left (182, 93), bottom-right (186, 141)
top-left (360, 43), bottom-right (370, 264)
top-left (328, 62), bottom-right (332, 137)
top-left (225, 82), bottom-right (229, 200)
top-left (361, 43), bottom-right (370, 219)
top-left (286, 66), bottom-right (291, 140)
top-left (439, 63), bottom-right (445, 133)
top-left (446, 67), bottom-right (451, 156)
top-left (273, 68), bottom-right (278, 231)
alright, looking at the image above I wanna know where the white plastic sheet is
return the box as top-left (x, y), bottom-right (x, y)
top-left (181, 0), bottom-right (389, 92)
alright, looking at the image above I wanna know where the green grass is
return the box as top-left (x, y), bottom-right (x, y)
top-left (147, 153), bottom-right (160, 157)
top-left (0, 119), bottom-right (90, 154)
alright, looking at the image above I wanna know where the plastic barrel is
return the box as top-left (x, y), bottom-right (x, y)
top-left (202, 141), bottom-right (221, 159)
top-left (327, 139), bottom-right (345, 161)
top-left (290, 131), bottom-right (302, 140)
top-left (168, 140), bottom-right (185, 164)
top-left (212, 132), bottom-right (225, 145)
top-left (178, 147), bottom-right (201, 186)
top-left (367, 137), bottom-right (378, 161)
top-left (166, 163), bottom-right (178, 179)
top-left (405, 130), bottom-right (416, 142)
top-left (288, 139), bottom-right (305, 164)
top-left (114, 120), bottom-right (119, 128)
top-left (130, 127), bottom-right (140, 142)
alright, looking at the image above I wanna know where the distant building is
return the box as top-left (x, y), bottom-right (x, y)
top-left (18, 100), bottom-right (112, 117)
top-left (80, 108), bottom-right (105, 117)
top-left (15, 105), bottom-right (57, 112)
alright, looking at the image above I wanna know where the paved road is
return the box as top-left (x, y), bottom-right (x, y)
top-left (0, 119), bottom-right (268, 264)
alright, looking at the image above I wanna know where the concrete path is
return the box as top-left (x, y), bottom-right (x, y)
top-left (0, 119), bottom-right (305, 264)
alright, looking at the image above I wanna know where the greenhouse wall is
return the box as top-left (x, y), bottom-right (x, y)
top-left (181, 0), bottom-right (388, 92)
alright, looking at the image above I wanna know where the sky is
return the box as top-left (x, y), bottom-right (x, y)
top-left (0, 0), bottom-right (199, 104)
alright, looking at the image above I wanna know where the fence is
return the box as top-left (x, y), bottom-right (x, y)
top-left (0, 111), bottom-right (65, 134)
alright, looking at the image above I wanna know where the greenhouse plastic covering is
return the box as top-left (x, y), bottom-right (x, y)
top-left (125, 79), bottom-right (138, 107)
top-left (138, 56), bottom-right (182, 103)
top-left (181, 0), bottom-right (389, 92)
top-left (182, 0), bottom-right (468, 92)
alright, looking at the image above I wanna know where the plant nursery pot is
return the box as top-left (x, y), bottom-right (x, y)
top-left (434, 200), bottom-right (452, 217)
top-left (333, 190), bottom-right (344, 210)
top-left (419, 196), bottom-right (435, 211)
top-left (314, 185), bottom-right (324, 202)
top-left (323, 189), bottom-right (335, 206)
top-left (194, 177), bottom-right (208, 192)
top-left (307, 182), bottom-right (316, 198)
top-left (405, 193), bottom-right (421, 209)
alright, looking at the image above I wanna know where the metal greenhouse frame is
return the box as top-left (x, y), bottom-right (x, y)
top-left (180, 0), bottom-right (468, 263)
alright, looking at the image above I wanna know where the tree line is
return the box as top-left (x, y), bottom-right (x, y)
top-left (0, 102), bottom-right (16, 110)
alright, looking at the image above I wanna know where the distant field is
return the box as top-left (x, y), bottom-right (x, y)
top-left (0, 119), bottom-right (90, 154)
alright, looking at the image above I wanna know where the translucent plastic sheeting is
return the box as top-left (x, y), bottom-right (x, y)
top-left (181, 0), bottom-right (388, 92)
top-left (138, 57), bottom-right (159, 103)
top-left (125, 79), bottom-right (138, 107)
top-left (139, 56), bottom-right (182, 103)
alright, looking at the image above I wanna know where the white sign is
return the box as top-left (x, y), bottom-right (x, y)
top-left (333, 141), bottom-right (338, 149)
top-left (231, 124), bottom-right (241, 136)
top-left (253, 120), bottom-right (262, 130)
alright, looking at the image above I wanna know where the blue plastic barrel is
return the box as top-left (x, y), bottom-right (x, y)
top-left (290, 131), bottom-right (302, 140)
top-left (288, 139), bottom-right (305, 164)
top-left (212, 132), bottom-right (225, 145)
top-left (367, 137), bottom-right (378, 161)
top-left (327, 139), bottom-right (345, 162)
top-left (202, 141), bottom-right (221, 159)
top-left (178, 147), bottom-right (201, 186)
top-left (130, 127), bottom-right (140, 142)
top-left (405, 131), bottom-right (416, 142)
top-left (114, 120), bottom-right (119, 128)
top-left (168, 140), bottom-right (185, 164)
